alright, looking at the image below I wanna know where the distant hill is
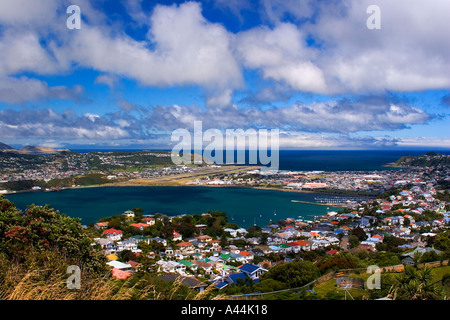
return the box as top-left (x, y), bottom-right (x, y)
top-left (18, 145), bottom-right (70, 155)
top-left (0, 142), bottom-right (16, 152)
top-left (393, 152), bottom-right (450, 168)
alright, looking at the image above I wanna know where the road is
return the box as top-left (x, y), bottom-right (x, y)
top-left (340, 235), bottom-right (349, 252)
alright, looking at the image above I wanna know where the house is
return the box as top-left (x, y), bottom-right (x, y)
top-left (236, 250), bottom-right (254, 262)
top-left (230, 252), bottom-right (247, 263)
top-left (103, 228), bottom-right (123, 241)
top-left (159, 274), bottom-right (208, 293)
top-left (96, 238), bottom-right (117, 254)
top-left (215, 272), bottom-right (251, 290)
top-left (173, 231), bottom-right (183, 241)
top-left (129, 234), bottom-right (151, 245)
top-left (196, 235), bottom-right (213, 243)
top-left (293, 240), bottom-right (311, 251)
top-left (286, 242), bottom-right (301, 253)
top-left (193, 260), bottom-right (213, 274)
top-left (116, 240), bottom-right (139, 253)
top-left (326, 249), bottom-right (339, 255)
top-left (142, 217), bottom-right (155, 225)
top-left (111, 268), bottom-right (132, 280)
top-left (325, 236), bottom-right (340, 246)
top-left (276, 243), bottom-right (293, 253)
top-left (157, 260), bottom-right (186, 274)
top-left (150, 236), bottom-right (167, 246)
top-left (179, 259), bottom-right (198, 272)
top-left (238, 263), bottom-right (268, 280)
top-left (224, 228), bottom-right (238, 237)
top-left (401, 247), bottom-right (442, 265)
top-left (176, 241), bottom-right (195, 255)
top-left (123, 210), bottom-right (135, 219)
top-left (94, 221), bottom-right (109, 229)
top-left (107, 260), bottom-right (133, 272)
top-left (127, 260), bottom-right (141, 271)
top-left (130, 222), bottom-right (149, 230)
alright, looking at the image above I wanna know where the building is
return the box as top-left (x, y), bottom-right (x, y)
top-left (238, 263), bottom-right (267, 280)
top-left (103, 228), bottom-right (123, 241)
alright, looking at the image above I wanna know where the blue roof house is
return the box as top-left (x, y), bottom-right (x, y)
top-left (238, 263), bottom-right (268, 280)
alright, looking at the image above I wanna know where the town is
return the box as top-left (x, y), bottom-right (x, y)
top-left (1, 147), bottom-right (450, 299)
top-left (85, 170), bottom-right (450, 299)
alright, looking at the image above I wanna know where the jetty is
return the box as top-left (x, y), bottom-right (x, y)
top-left (292, 196), bottom-right (372, 207)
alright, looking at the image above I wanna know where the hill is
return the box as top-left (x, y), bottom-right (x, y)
top-left (18, 145), bottom-right (70, 155)
top-left (0, 142), bottom-right (16, 152)
top-left (393, 152), bottom-right (450, 168)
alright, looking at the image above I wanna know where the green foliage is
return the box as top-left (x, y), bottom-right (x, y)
top-left (74, 173), bottom-right (109, 186)
top-left (261, 259), bottom-right (320, 288)
top-left (433, 231), bottom-right (450, 252)
top-left (394, 153), bottom-right (450, 168)
top-left (0, 195), bottom-right (105, 274)
top-left (253, 278), bottom-right (288, 292)
top-left (316, 254), bottom-right (358, 273)
top-left (393, 266), bottom-right (440, 300)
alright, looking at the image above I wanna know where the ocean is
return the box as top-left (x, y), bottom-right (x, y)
top-left (71, 149), bottom-right (450, 171)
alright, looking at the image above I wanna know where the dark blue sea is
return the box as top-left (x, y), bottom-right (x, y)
top-left (73, 148), bottom-right (450, 171)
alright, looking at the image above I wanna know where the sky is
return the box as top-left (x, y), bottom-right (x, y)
top-left (0, 0), bottom-right (449, 150)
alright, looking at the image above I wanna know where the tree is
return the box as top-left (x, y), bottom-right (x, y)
top-left (261, 260), bottom-right (320, 288)
top-left (0, 195), bottom-right (105, 274)
top-left (254, 278), bottom-right (287, 292)
top-left (433, 231), bottom-right (450, 251)
top-left (316, 255), bottom-right (358, 273)
top-left (348, 235), bottom-right (360, 249)
top-left (132, 208), bottom-right (144, 222)
top-left (393, 266), bottom-right (440, 300)
top-left (351, 227), bottom-right (367, 241)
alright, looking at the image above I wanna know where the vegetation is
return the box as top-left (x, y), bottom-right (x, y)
top-left (0, 195), bottom-right (213, 300)
top-left (394, 152), bottom-right (450, 168)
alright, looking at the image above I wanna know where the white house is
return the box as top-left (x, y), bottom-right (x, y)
top-left (103, 228), bottom-right (123, 241)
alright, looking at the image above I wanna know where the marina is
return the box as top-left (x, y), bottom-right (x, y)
top-left (291, 196), bottom-right (372, 207)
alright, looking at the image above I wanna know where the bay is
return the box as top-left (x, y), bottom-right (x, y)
top-left (6, 186), bottom-right (338, 228)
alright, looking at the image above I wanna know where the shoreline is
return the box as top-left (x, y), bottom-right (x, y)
top-left (3, 180), bottom-right (371, 206)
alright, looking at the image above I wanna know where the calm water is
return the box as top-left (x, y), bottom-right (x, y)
top-left (6, 149), bottom-right (450, 228)
top-left (6, 186), bottom-right (338, 228)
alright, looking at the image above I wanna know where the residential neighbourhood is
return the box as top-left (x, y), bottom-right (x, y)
top-left (87, 173), bottom-right (450, 297)
top-left (1, 149), bottom-right (450, 299)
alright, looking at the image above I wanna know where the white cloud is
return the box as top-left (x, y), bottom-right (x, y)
top-left (308, 0), bottom-right (450, 94)
top-left (235, 23), bottom-right (327, 93)
top-left (0, 76), bottom-right (83, 104)
top-left (57, 2), bottom-right (243, 103)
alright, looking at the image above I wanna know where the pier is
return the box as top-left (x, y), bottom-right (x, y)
top-left (292, 196), bottom-right (372, 207)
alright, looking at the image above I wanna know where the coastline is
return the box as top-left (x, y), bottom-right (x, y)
top-left (3, 180), bottom-right (369, 208)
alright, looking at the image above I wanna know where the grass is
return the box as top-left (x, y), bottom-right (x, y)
top-left (0, 248), bottom-right (218, 300)
top-left (313, 266), bottom-right (450, 300)
top-left (313, 278), bottom-right (368, 300)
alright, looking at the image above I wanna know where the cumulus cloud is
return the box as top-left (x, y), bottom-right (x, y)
top-left (138, 95), bottom-right (431, 134)
top-left (56, 2), bottom-right (243, 103)
top-left (0, 108), bottom-right (129, 140)
top-left (1, 0), bottom-right (449, 103)
top-left (0, 76), bottom-right (84, 104)
top-left (235, 23), bottom-right (327, 93)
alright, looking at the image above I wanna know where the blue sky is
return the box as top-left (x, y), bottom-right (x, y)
top-left (0, 0), bottom-right (449, 150)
